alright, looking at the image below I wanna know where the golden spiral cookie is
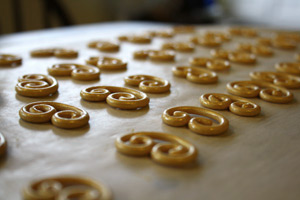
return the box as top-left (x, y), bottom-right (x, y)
top-left (189, 57), bottom-right (211, 67)
top-left (172, 66), bottom-right (218, 84)
top-left (19, 101), bottom-right (89, 129)
top-left (162, 106), bottom-right (229, 136)
top-left (118, 35), bottom-right (151, 44)
top-left (16, 74), bottom-right (59, 97)
top-left (210, 49), bottom-right (230, 59)
top-left (236, 43), bottom-right (253, 52)
top-left (86, 56), bottom-right (127, 70)
top-left (81, 86), bottom-right (149, 110)
top-left (250, 71), bottom-right (300, 89)
top-left (206, 59), bottom-right (230, 71)
top-left (116, 132), bottom-right (197, 167)
top-left (251, 45), bottom-right (273, 56)
top-left (0, 132), bottom-right (7, 157)
top-left (148, 30), bottom-right (174, 38)
top-left (256, 37), bottom-right (272, 46)
top-left (133, 50), bottom-right (151, 59)
top-left (204, 31), bottom-right (231, 42)
top-left (200, 93), bottom-right (261, 116)
top-left (31, 48), bottom-right (78, 58)
top-left (133, 50), bottom-right (175, 61)
top-left (88, 40), bottom-right (120, 52)
top-left (148, 50), bottom-right (175, 62)
top-left (124, 75), bottom-right (170, 93)
top-left (189, 57), bottom-right (230, 71)
top-left (172, 25), bottom-right (195, 33)
top-left (276, 32), bottom-right (300, 43)
top-left (161, 42), bottom-right (195, 52)
top-left (272, 38), bottom-right (297, 50)
top-left (229, 27), bottom-right (258, 37)
top-left (275, 62), bottom-right (300, 76)
top-left (0, 54), bottom-right (22, 66)
top-left (23, 175), bottom-right (112, 200)
top-left (48, 64), bottom-right (100, 81)
top-left (191, 35), bottom-right (222, 47)
top-left (226, 80), bottom-right (293, 103)
top-left (236, 43), bottom-right (273, 56)
top-left (228, 51), bottom-right (256, 64)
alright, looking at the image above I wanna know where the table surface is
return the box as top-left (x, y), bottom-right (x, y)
top-left (0, 22), bottom-right (300, 200)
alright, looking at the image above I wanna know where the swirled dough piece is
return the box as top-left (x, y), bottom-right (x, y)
top-left (16, 74), bottom-right (58, 97)
top-left (200, 93), bottom-right (261, 116)
top-left (30, 48), bottom-right (78, 58)
top-left (250, 71), bottom-right (300, 89)
top-left (228, 27), bottom-right (258, 37)
top-left (81, 86), bottom-right (149, 110)
top-left (23, 175), bottom-right (112, 200)
top-left (275, 62), bottom-right (300, 76)
top-left (0, 54), bottom-right (22, 66)
top-left (19, 101), bottom-right (89, 129)
top-left (162, 106), bottom-right (229, 136)
top-left (228, 51), bottom-right (256, 64)
top-left (124, 75), bottom-right (170, 93)
top-left (161, 42), bottom-right (195, 52)
top-left (48, 64), bottom-right (100, 81)
top-left (116, 132), bottom-right (197, 167)
top-left (133, 50), bottom-right (175, 62)
top-left (88, 40), bottom-right (120, 52)
top-left (236, 43), bottom-right (273, 57)
top-left (86, 56), bottom-right (127, 70)
top-left (172, 66), bottom-right (218, 84)
top-left (189, 57), bottom-right (230, 71)
top-left (226, 80), bottom-right (293, 103)
top-left (118, 34), bottom-right (151, 44)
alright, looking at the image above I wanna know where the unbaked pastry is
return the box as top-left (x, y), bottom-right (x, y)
top-left (162, 106), bottom-right (229, 135)
top-left (19, 101), bottom-right (89, 129)
top-left (81, 86), bottom-right (149, 110)
top-left (115, 132), bottom-right (197, 167)
top-left (16, 74), bottom-right (58, 97)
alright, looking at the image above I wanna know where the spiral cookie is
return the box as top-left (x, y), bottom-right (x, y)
top-left (16, 74), bottom-right (58, 97)
top-left (116, 132), bottom-right (197, 167)
top-left (236, 43), bottom-right (273, 57)
top-left (162, 106), bottom-right (229, 136)
top-left (86, 56), bottom-right (127, 70)
top-left (161, 42), bottom-right (195, 52)
top-left (250, 71), bottom-right (300, 89)
top-left (88, 40), bottom-right (120, 52)
top-left (228, 27), bottom-right (258, 37)
top-left (81, 86), bottom-right (149, 110)
top-left (0, 54), bottom-right (22, 66)
top-left (133, 50), bottom-right (175, 62)
top-left (23, 175), bottom-right (112, 200)
top-left (191, 35), bottom-right (222, 47)
top-left (226, 80), bottom-right (293, 103)
top-left (30, 48), bottom-right (78, 58)
top-left (189, 57), bottom-right (230, 71)
top-left (19, 101), bottom-right (89, 129)
top-left (228, 51), bottom-right (256, 64)
top-left (200, 93), bottom-right (261, 116)
top-left (118, 34), bottom-right (151, 44)
top-left (275, 62), bottom-right (300, 76)
top-left (124, 75), bottom-right (170, 93)
top-left (172, 66), bottom-right (218, 84)
top-left (148, 30), bottom-right (174, 38)
top-left (48, 64), bottom-right (100, 81)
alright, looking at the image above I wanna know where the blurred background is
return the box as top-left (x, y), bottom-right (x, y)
top-left (1, 0), bottom-right (300, 34)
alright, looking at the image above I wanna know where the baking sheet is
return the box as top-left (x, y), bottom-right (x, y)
top-left (0, 22), bottom-right (300, 200)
